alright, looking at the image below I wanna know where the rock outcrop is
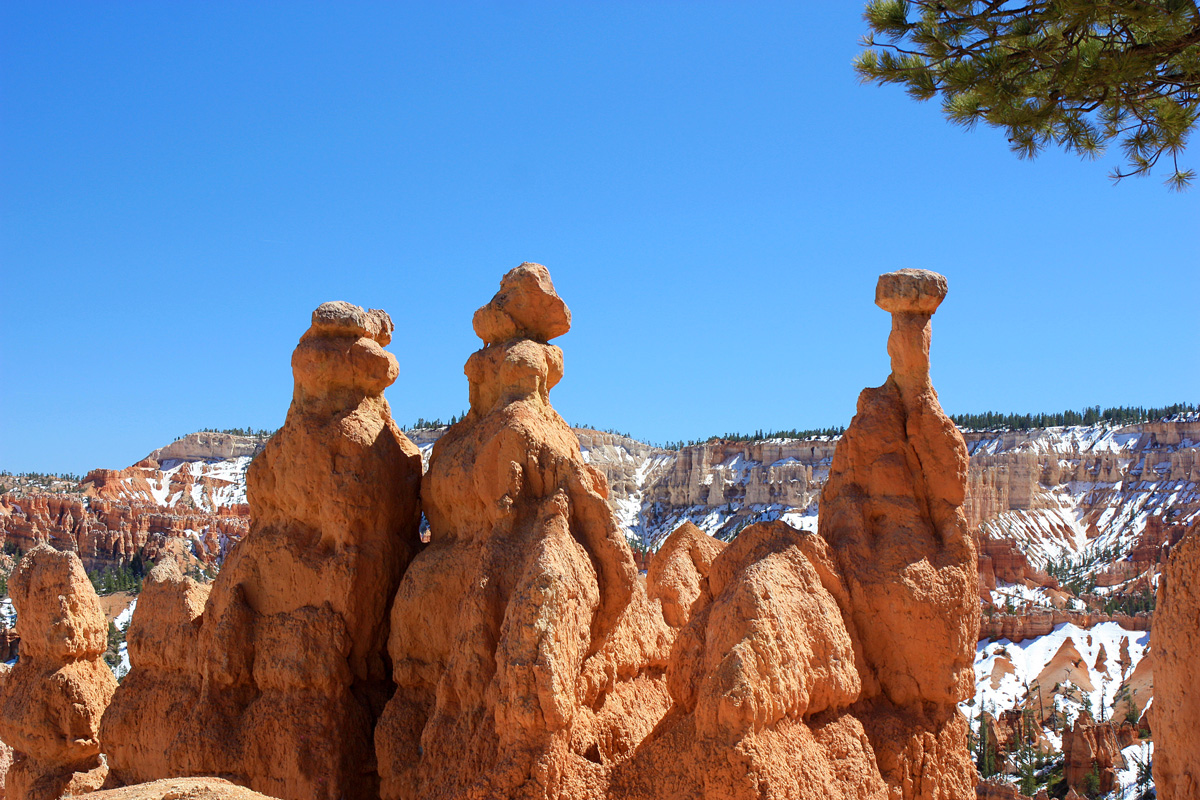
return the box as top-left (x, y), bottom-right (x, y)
top-left (0, 545), bottom-right (117, 800)
top-left (102, 301), bottom-right (424, 800)
top-left (615, 269), bottom-right (978, 800)
top-left (1151, 524), bottom-right (1200, 800)
top-left (0, 664), bottom-right (11, 799)
top-left (644, 520), bottom-right (725, 628)
top-left (978, 609), bottom-right (1150, 645)
top-left (377, 263), bottom-right (671, 800)
top-left (144, 432), bottom-right (268, 464)
top-left (615, 518), bottom-right (888, 800)
top-left (99, 559), bottom-right (211, 785)
top-left (1061, 712), bottom-right (1125, 795)
top-left (818, 269), bottom-right (980, 799)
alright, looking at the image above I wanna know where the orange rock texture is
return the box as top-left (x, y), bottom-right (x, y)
top-left (614, 517), bottom-right (888, 800)
top-left (102, 301), bottom-right (424, 800)
top-left (99, 559), bottom-right (210, 785)
top-left (0, 545), bottom-right (117, 800)
top-left (1151, 524), bottom-right (1200, 800)
top-left (374, 264), bottom-right (977, 800)
top-left (376, 263), bottom-right (672, 800)
top-left (0, 265), bottom-right (980, 800)
top-left (77, 778), bottom-right (279, 800)
top-left (817, 269), bottom-right (980, 799)
top-left (645, 520), bottom-right (725, 628)
top-left (1060, 712), bottom-right (1125, 795)
top-left (0, 665), bottom-right (12, 798)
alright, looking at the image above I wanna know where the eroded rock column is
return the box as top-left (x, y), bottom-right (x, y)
top-left (818, 269), bottom-right (980, 800)
top-left (376, 263), bottom-right (671, 800)
top-left (0, 545), bottom-right (117, 800)
top-left (102, 301), bottom-right (424, 800)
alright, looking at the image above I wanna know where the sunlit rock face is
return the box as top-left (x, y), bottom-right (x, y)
top-left (377, 263), bottom-right (672, 800)
top-left (0, 545), bottom-right (117, 800)
top-left (816, 269), bottom-right (980, 800)
top-left (1151, 524), bottom-right (1200, 800)
top-left (102, 300), bottom-right (424, 800)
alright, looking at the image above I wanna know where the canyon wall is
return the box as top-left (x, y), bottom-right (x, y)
top-left (6, 412), bottom-right (1192, 596)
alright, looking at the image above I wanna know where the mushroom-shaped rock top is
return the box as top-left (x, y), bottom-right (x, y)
top-left (875, 269), bottom-right (948, 315)
top-left (472, 262), bottom-right (571, 344)
top-left (310, 301), bottom-right (394, 346)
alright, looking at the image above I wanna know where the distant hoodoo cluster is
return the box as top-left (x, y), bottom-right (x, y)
top-left (4, 263), bottom-right (1190, 800)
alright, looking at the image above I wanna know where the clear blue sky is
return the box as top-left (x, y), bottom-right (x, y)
top-left (2, 2), bottom-right (1197, 475)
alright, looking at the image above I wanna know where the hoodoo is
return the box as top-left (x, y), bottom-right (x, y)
top-left (102, 301), bottom-right (424, 800)
top-left (0, 545), bottom-right (117, 800)
top-left (613, 269), bottom-right (977, 800)
top-left (376, 263), bottom-right (672, 800)
top-left (0, 266), bottom-right (982, 800)
top-left (818, 268), bottom-right (980, 799)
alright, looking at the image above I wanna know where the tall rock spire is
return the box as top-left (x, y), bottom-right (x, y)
top-left (818, 269), bottom-right (980, 799)
top-left (376, 263), bottom-right (670, 800)
top-left (103, 301), bottom-right (424, 800)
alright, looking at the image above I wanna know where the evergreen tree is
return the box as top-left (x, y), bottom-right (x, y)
top-left (856, 0), bottom-right (1200, 188)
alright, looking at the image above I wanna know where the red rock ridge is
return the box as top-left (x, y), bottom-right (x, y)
top-left (1, 493), bottom-right (247, 572)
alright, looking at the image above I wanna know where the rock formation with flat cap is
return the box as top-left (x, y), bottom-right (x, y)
top-left (1151, 524), bottom-right (1200, 800)
top-left (0, 545), bottom-right (117, 800)
top-left (818, 268), bottom-right (980, 799)
top-left (102, 301), bottom-right (423, 800)
top-left (376, 263), bottom-right (670, 800)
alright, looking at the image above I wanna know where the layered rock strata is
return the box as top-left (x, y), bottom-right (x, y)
top-left (376, 264), bottom-right (672, 800)
top-left (1061, 713), bottom-right (1125, 795)
top-left (0, 545), bottom-right (117, 800)
top-left (102, 301), bottom-right (423, 800)
top-left (1150, 524), bottom-right (1200, 800)
top-left (0, 494), bottom-right (247, 573)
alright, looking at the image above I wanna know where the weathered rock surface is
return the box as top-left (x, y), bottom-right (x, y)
top-left (0, 663), bottom-right (11, 800)
top-left (1061, 712), bottom-right (1125, 795)
top-left (102, 301), bottom-right (423, 800)
top-left (0, 545), bottom-right (117, 800)
top-left (614, 519), bottom-right (887, 800)
top-left (1151, 524), bottom-right (1200, 800)
top-left (645, 520), bottom-right (725, 628)
top-left (377, 264), bottom-right (670, 800)
top-left (978, 609), bottom-right (1150, 645)
top-left (144, 433), bottom-right (268, 464)
top-left (79, 778), bottom-right (278, 800)
top-left (99, 559), bottom-right (210, 785)
top-left (818, 269), bottom-right (979, 800)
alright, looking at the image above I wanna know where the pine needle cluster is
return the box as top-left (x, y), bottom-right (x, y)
top-left (856, 0), bottom-right (1200, 189)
